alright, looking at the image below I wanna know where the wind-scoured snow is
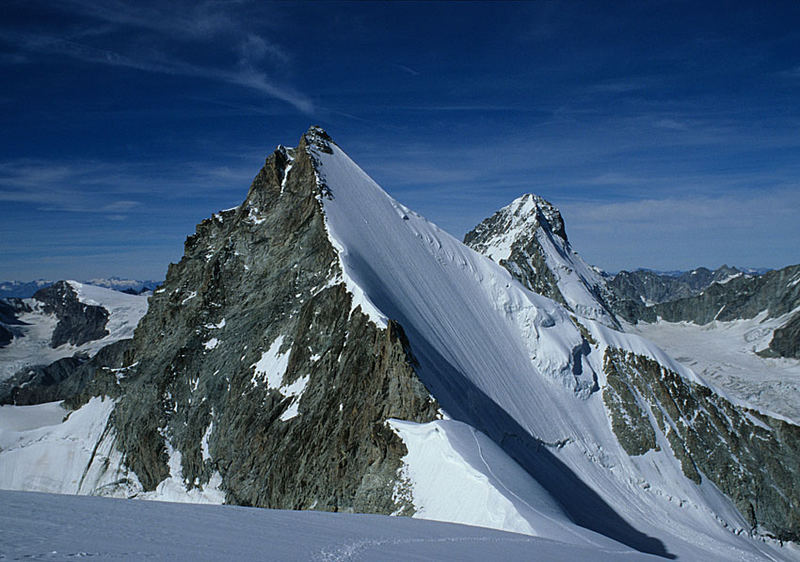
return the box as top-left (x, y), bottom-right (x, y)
top-left (0, 490), bottom-right (661, 561)
top-left (310, 139), bottom-right (794, 560)
top-left (389, 418), bottom-right (636, 551)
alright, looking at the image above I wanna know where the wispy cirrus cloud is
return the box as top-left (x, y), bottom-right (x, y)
top-left (0, 1), bottom-right (313, 113)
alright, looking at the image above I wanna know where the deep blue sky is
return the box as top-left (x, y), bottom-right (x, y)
top-left (2, 1), bottom-right (799, 280)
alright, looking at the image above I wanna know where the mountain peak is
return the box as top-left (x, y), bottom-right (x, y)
top-left (466, 193), bottom-right (619, 327)
top-left (509, 193), bottom-right (567, 242)
top-left (302, 125), bottom-right (334, 154)
top-left (464, 193), bottom-right (567, 264)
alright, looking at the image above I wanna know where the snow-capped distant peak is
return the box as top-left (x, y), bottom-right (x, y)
top-left (465, 193), bottom-right (566, 264)
top-left (465, 194), bottom-right (618, 327)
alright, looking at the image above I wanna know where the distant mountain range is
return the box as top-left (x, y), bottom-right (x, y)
top-left (0, 277), bottom-right (161, 298)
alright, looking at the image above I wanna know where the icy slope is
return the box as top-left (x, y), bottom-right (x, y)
top-left (0, 490), bottom-right (660, 562)
top-left (0, 399), bottom-right (224, 503)
top-left (311, 136), bottom-right (794, 560)
top-left (0, 281), bottom-right (147, 381)
top-left (0, 398), bottom-right (120, 495)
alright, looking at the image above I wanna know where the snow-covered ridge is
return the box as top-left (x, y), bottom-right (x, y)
top-left (67, 281), bottom-right (148, 345)
top-left (303, 135), bottom-right (793, 560)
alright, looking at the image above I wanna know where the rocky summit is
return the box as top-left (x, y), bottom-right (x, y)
top-left (1, 127), bottom-right (799, 561)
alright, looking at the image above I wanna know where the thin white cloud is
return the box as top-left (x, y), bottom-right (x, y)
top-left (0, 1), bottom-right (313, 114)
top-left (393, 63), bottom-right (420, 76)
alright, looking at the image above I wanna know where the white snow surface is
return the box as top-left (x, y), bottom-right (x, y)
top-left (310, 139), bottom-right (795, 560)
top-left (0, 490), bottom-right (662, 562)
top-left (0, 398), bottom-right (119, 495)
top-left (250, 335), bottom-right (290, 388)
top-left (0, 281), bottom-right (147, 381)
top-left (390, 418), bottom-right (633, 551)
top-left (0, 398), bottom-right (224, 504)
top-left (626, 310), bottom-right (800, 423)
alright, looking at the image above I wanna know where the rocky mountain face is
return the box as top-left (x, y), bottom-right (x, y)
top-left (615, 264), bottom-right (800, 360)
top-left (464, 193), bottom-right (619, 328)
top-left (603, 348), bottom-right (800, 540)
top-left (33, 281), bottom-right (110, 347)
top-left (0, 340), bottom-right (130, 406)
top-left (75, 128), bottom-right (439, 513)
top-left (608, 265), bottom-right (749, 306)
top-left (647, 265), bottom-right (799, 323)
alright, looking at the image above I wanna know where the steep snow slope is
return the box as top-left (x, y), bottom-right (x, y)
top-left (0, 398), bottom-right (120, 495)
top-left (0, 399), bottom-right (225, 503)
top-left (389, 418), bottom-right (629, 549)
top-left (0, 490), bottom-right (660, 561)
top-left (0, 282), bottom-right (147, 381)
top-left (311, 137), bottom-right (793, 560)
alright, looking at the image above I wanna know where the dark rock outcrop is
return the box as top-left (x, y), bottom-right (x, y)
top-left (645, 264), bottom-right (800, 325)
top-left (608, 266), bottom-right (747, 306)
top-left (33, 281), bottom-right (109, 347)
top-left (0, 298), bottom-right (31, 348)
top-left (0, 325), bottom-right (11, 347)
top-left (763, 312), bottom-right (800, 359)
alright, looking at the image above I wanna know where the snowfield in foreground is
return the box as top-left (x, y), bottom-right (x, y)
top-left (0, 489), bottom-right (659, 561)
